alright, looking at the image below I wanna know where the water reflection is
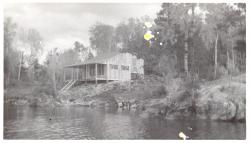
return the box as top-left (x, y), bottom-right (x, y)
top-left (4, 104), bottom-right (245, 139)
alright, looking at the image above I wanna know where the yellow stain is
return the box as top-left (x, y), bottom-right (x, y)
top-left (179, 132), bottom-right (189, 140)
top-left (144, 31), bottom-right (154, 41)
top-left (146, 41), bottom-right (151, 47)
top-left (144, 22), bottom-right (152, 28)
top-left (187, 127), bottom-right (193, 131)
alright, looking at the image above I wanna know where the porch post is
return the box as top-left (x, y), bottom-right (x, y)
top-left (129, 65), bottom-right (131, 91)
top-left (77, 67), bottom-right (79, 81)
top-left (85, 64), bottom-right (87, 84)
top-left (71, 68), bottom-right (74, 81)
top-left (106, 62), bottom-right (109, 83)
top-left (63, 68), bottom-right (65, 82)
top-left (95, 63), bottom-right (98, 85)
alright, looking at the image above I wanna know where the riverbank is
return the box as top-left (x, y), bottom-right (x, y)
top-left (58, 74), bottom-right (245, 122)
top-left (4, 74), bottom-right (246, 122)
top-left (4, 81), bottom-right (59, 107)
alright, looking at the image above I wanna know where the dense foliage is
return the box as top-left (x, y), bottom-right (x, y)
top-left (4, 3), bottom-right (246, 90)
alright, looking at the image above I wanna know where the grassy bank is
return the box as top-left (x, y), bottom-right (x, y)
top-left (4, 80), bottom-right (58, 107)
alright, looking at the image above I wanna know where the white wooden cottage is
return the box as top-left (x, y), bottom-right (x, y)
top-left (63, 52), bottom-right (144, 85)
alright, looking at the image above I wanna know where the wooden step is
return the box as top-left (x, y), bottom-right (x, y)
top-left (59, 80), bottom-right (77, 92)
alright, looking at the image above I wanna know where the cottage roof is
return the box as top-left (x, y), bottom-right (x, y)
top-left (65, 51), bottom-right (120, 68)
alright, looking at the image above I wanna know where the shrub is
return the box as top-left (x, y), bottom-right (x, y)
top-left (176, 90), bottom-right (192, 102)
top-left (229, 67), bottom-right (240, 76)
top-left (32, 84), bottom-right (54, 97)
top-left (175, 77), bottom-right (200, 103)
top-left (7, 79), bottom-right (35, 89)
top-left (220, 85), bottom-right (226, 92)
top-left (152, 85), bottom-right (168, 98)
top-left (184, 77), bottom-right (200, 91)
top-left (217, 66), bottom-right (228, 79)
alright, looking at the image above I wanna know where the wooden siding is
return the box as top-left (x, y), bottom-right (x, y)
top-left (64, 52), bottom-right (143, 82)
top-left (107, 53), bottom-right (131, 81)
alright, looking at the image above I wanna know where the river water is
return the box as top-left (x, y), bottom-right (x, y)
top-left (4, 104), bottom-right (245, 140)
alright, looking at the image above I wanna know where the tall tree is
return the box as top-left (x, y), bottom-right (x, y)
top-left (154, 3), bottom-right (199, 77)
top-left (74, 41), bottom-right (88, 61)
top-left (116, 18), bottom-right (146, 55)
top-left (89, 23), bottom-right (117, 55)
top-left (4, 17), bottom-right (18, 87)
top-left (201, 3), bottom-right (246, 78)
top-left (17, 51), bottom-right (23, 80)
top-left (46, 48), bottom-right (59, 97)
top-left (233, 3), bottom-right (246, 72)
top-left (18, 28), bottom-right (43, 66)
top-left (16, 28), bottom-right (43, 81)
top-left (116, 17), bottom-right (160, 74)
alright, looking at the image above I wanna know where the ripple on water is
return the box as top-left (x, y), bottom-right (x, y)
top-left (4, 105), bottom-right (246, 139)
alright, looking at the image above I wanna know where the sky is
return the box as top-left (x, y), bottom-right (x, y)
top-left (4, 3), bottom-right (161, 62)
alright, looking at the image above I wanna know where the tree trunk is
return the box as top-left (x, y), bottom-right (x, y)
top-left (85, 65), bottom-right (87, 84)
top-left (239, 52), bottom-right (244, 72)
top-left (184, 26), bottom-right (189, 77)
top-left (6, 73), bottom-right (10, 88)
top-left (51, 51), bottom-right (57, 98)
top-left (5, 49), bottom-right (10, 87)
top-left (231, 40), bottom-right (235, 71)
top-left (214, 32), bottom-right (219, 79)
top-left (190, 4), bottom-right (195, 77)
top-left (227, 46), bottom-right (230, 70)
top-left (52, 66), bottom-right (57, 97)
top-left (227, 46), bottom-right (231, 86)
top-left (18, 51), bottom-right (23, 81)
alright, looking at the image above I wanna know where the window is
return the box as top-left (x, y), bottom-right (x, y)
top-left (110, 64), bottom-right (118, 70)
top-left (121, 65), bottom-right (129, 71)
top-left (98, 64), bottom-right (104, 75)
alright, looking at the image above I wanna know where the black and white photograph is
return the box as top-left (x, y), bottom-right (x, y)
top-left (3, 1), bottom-right (246, 140)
